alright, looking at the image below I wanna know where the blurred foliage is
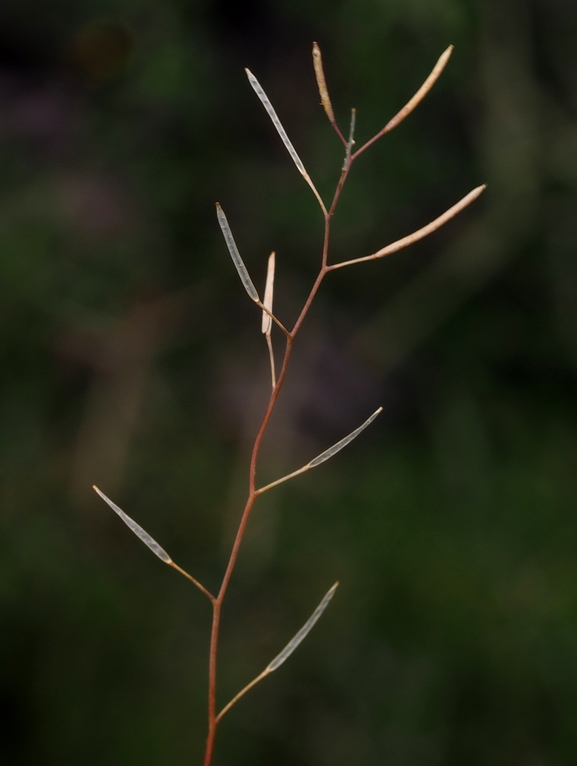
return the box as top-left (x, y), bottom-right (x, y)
top-left (1, 0), bottom-right (577, 764)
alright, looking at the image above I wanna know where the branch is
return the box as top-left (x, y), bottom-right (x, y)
top-left (343, 108), bottom-right (356, 169)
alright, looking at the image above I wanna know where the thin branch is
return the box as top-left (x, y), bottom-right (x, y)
top-left (245, 68), bottom-right (328, 216)
top-left (327, 185), bottom-right (486, 271)
top-left (216, 583), bottom-right (338, 723)
top-left (255, 464), bottom-right (310, 495)
top-left (353, 45), bottom-right (454, 160)
top-left (169, 562), bottom-right (216, 603)
top-left (266, 335), bottom-right (276, 389)
top-left (93, 486), bottom-right (214, 601)
top-left (257, 299), bottom-right (291, 339)
top-left (343, 108), bottom-right (356, 169)
top-left (215, 669), bottom-right (267, 724)
top-left (256, 407), bottom-right (383, 495)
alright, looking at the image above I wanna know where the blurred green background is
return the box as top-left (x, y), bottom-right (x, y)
top-left (1, 0), bottom-right (577, 764)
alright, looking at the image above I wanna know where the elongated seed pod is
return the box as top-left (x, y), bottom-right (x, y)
top-left (93, 486), bottom-right (172, 564)
top-left (308, 407), bottom-right (383, 467)
top-left (216, 204), bottom-right (260, 302)
top-left (267, 583), bottom-right (339, 672)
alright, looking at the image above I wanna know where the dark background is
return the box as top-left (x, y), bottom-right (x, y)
top-left (1, 0), bottom-right (577, 764)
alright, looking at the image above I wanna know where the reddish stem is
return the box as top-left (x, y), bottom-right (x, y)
top-left (202, 341), bottom-right (292, 765)
top-left (202, 145), bottom-right (357, 766)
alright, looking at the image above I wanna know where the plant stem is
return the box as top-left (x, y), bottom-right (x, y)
top-left (202, 338), bottom-right (293, 764)
top-left (201, 140), bottom-right (359, 766)
top-left (200, 68), bottom-right (481, 758)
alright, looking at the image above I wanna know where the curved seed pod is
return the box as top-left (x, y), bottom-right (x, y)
top-left (383, 45), bottom-right (453, 134)
top-left (353, 46), bottom-right (454, 161)
top-left (344, 108), bottom-right (356, 167)
top-left (312, 42), bottom-right (336, 126)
